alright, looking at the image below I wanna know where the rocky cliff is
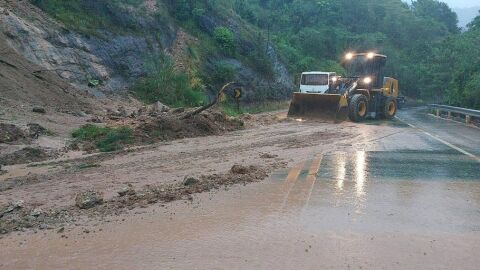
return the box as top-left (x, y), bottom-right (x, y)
top-left (0, 0), bottom-right (293, 102)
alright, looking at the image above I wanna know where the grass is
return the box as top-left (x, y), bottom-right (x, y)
top-left (132, 55), bottom-right (207, 107)
top-left (221, 101), bottom-right (289, 117)
top-left (72, 124), bottom-right (133, 152)
top-left (31, 0), bottom-right (143, 37)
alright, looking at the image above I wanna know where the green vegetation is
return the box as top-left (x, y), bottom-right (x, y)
top-left (29, 0), bottom-right (143, 36)
top-left (32, 0), bottom-right (480, 109)
top-left (214, 27), bottom-right (236, 56)
top-left (133, 55), bottom-right (207, 107)
top-left (72, 124), bottom-right (133, 152)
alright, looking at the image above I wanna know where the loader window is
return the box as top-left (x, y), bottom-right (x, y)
top-left (345, 55), bottom-right (386, 77)
top-left (301, 74), bottom-right (329, 86)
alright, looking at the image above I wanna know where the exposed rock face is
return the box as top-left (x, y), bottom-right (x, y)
top-left (0, 0), bottom-right (293, 99)
top-left (0, 1), bottom-right (176, 96)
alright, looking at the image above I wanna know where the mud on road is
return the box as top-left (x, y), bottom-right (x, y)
top-left (0, 111), bottom-right (362, 235)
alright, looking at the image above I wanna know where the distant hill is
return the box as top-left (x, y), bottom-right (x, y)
top-left (455, 7), bottom-right (480, 28)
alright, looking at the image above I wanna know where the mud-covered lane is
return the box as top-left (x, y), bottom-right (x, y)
top-left (1, 108), bottom-right (480, 269)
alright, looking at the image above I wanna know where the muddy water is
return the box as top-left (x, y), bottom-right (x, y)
top-left (1, 150), bottom-right (480, 270)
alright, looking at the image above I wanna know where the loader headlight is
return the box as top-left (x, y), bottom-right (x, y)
top-left (345, 52), bottom-right (354, 60)
top-left (331, 76), bottom-right (338, 82)
top-left (363, 77), bottom-right (372, 84)
top-left (367, 52), bottom-right (375, 59)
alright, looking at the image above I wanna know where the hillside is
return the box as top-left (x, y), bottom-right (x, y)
top-left (1, 0), bottom-right (293, 109)
top-left (0, 0), bottom-right (479, 109)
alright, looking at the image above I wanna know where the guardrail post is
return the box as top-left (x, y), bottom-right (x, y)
top-left (447, 111), bottom-right (452, 119)
top-left (436, 109), bottom-right (440, 117)
top-left (466, 115), bottom-right (472, 125)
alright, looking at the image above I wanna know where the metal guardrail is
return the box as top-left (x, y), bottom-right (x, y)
top-left (428, 104), bottom-right (480, 124)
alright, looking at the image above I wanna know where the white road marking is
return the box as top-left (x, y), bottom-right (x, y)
top-left (396, 117), bottom-right (480, 163)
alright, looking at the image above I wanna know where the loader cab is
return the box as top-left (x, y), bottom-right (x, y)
top-left (299, 72), bottom-right (337, 94)
top-left (343, 53), bottom-right (386, 89)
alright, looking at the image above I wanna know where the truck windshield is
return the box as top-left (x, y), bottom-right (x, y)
top-left (301, 74), bottom-right (328, 86)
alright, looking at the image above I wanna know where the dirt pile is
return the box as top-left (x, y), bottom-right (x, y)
top-left (135, 109), bottom-right (244, 141)
top-left (0, 164), bottom-right (268, 235)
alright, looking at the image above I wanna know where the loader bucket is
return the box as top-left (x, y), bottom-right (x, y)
top-left (288, 93), bottom-right (348, 122)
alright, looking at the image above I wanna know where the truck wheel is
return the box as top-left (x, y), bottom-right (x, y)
top-left (382, 98), bottom-right (397, 119)
top-left (348, 94), bottom-right (368, 122)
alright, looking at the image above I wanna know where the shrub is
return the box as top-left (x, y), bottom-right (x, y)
top-left (96, 127), bottom-right (133, 152)
top-left (72, 125), bottom-right (133, 152)
top-left (213, 27), bottom-right (235, 55)
top-left (133, 55), bottom-right (207, 107)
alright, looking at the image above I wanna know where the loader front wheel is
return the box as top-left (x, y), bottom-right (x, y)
top-left (348, 94), bottom-right (368, 122)
top-left (382, 97), bottom-right (397, 119)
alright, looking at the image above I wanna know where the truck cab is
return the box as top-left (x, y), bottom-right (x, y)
top-left (299, 72), bottom-right (337, 94)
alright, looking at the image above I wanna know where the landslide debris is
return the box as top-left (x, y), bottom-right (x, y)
top-left (135, 107), bottom-right (244, 141)
top-left (0, 147), bottom-right (54, 166)
top-left (73, 107), bottom-right (244, 152)
top-left (0, 165), bottom-right (268, 235)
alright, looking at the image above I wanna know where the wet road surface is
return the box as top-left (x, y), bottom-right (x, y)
top-left (1, 107), bottom-right (479, 269)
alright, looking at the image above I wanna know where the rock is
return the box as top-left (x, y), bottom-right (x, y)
top-left (12, 200), bottom-right (24, 209)
top-left (0, 123), bottom-right (25, 143)
top-left (183, 176), bottom-right (200, 186)
top-left (30, 208), bottom-right (43, 217)
top-left (32, 107), bottom-right (46, 114)
top-left (153, 101), bottom-right (170, 113)
top-left (87, 116), bottom-right (102, 123)
top-left (230, 164), bottom-right (250, 174)
top-left (75, 190), bottom-right (104, 209)
top-left (27, 123), bottom-right (49, 138)
top-left (0, 200), bottom-right (24, 218)
top-left (118, 187), bottom-right (136, 197)
top-left (57, 227), bottom-right (65, 234)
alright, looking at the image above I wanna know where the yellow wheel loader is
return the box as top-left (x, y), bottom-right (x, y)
top-left (288, 52), bottom-right (399, 122)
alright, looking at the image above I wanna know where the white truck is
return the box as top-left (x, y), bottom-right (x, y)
top-left (299, 72), bottom-right (337, 94)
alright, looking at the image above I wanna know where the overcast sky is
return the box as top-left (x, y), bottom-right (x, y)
top-left (405, 0), bottom-right (479, 8)
top-left (442, 0), bottom-right (479, 8)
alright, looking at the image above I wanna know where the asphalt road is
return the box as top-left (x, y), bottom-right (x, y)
top-left (1, 107), bottom-right (479, 269)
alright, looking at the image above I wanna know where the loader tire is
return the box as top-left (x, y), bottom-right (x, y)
top-left (348, 94), bottom-right (368, 122)
top-left (382, 97), bottom-right (397, 120)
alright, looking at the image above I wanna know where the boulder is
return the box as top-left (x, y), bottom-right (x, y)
top-left (27, 123), bottom-right (49, 138)
top-left (75, 190), bottom-right (104, 209)
top-left (32, 107), bottom-right (46, 114)
top-left (0, 123), bottom-right (25, 143)
top-left (183, 176), bottom-right (200, 186)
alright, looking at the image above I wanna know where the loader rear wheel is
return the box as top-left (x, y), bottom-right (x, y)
top-left (382, 98), bottom-right (397, 119)
top-left (348, 94), bottom-right (368, 122)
